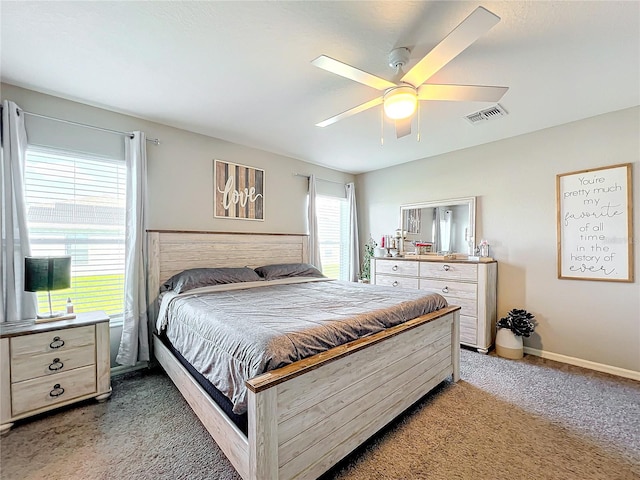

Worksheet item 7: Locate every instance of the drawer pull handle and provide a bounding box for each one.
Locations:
[49,336,65,349]
[442,286,449,294]
[392,281,399,287]
[392,265,398,271]
[49,384,65,398]
[443,265,450,271]
[48,358,64,371]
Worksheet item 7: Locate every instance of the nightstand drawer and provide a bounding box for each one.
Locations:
[419,262,477,281]
[11,325,95,359]
[375,274,419,290]
[12,365,97,416]
[375,260,419,276]
[11,345,95,383]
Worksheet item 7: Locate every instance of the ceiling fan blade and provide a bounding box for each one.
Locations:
[401,7,500,87]
[395,118,412,139]
[316,97,383,128]
[312,55,397,91]
[418,84,508,102]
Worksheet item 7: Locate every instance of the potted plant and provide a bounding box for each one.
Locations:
[359,236,377,283]
[495,309,536,359]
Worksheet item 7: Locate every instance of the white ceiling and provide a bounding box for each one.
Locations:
[1,1,638,174]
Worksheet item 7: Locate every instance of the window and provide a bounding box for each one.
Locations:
[24,147,126,320]
[316,195,349,280]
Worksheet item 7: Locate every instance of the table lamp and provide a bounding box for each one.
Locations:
[24,256,74,322]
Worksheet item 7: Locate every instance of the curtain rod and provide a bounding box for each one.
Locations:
[294,173,347,186]
[21,110,160,145]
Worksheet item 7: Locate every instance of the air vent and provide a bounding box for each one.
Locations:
[464,104,508,125]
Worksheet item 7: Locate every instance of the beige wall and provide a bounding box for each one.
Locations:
[356,106,640,374]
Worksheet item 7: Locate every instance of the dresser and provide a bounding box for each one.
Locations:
[0,311,111,434]
[372,257,497,353]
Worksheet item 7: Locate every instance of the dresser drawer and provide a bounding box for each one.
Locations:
[419,286,478,316]
[460,315,478,344]
[11,365,97,416]
[11,325,95,359]
[375,260,419,277]
[375,274,419,290]
[419,262,477,281]
[11,345,95,383]
[419,279,477,300]
[444,297,477,317]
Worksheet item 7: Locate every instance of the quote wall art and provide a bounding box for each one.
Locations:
[557,163,633,282]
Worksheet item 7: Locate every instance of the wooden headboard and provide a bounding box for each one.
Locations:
[147,230,309,318]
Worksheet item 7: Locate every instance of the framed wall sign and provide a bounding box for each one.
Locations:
[404,208,421,234]
[214,159,264,221]
[557,163,633,282]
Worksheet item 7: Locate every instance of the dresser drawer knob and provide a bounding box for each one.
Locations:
[49,384,65,398]
[392,281,399,287]
[443,265,450,271]
[48,358,64,371]
[392,265,398,271]
[442,286,449,294]
[49,336,65,349]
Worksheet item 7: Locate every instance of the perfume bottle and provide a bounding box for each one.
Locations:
[479,240,490,258]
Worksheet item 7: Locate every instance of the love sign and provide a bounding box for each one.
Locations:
[214,159,264,221]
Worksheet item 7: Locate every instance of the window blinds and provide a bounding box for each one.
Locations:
[24,147,126,318]
[316,195,349,281]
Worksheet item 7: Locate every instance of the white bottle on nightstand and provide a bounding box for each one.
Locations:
[66,297,74,314]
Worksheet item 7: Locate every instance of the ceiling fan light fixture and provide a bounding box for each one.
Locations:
[383,86,417,120]
[312,7,507,132]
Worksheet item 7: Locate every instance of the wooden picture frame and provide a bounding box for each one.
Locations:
[214,159,265,221]
[404,208,421,234]
[556,163,633,282]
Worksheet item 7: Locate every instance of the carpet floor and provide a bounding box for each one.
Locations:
[1,349,638,480]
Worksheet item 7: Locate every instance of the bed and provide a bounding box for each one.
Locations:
[148,230,460,480]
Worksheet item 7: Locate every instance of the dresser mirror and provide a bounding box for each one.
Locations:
[400,196,476,255]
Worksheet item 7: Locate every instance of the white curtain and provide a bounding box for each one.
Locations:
[0,101,37,323]
[307,174,322,270]
[346,182,359,282]
[116,131,149,366]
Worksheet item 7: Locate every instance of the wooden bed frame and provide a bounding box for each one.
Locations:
[148,230,460,480]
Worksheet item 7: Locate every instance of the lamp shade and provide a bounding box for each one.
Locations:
[24,256,71,292]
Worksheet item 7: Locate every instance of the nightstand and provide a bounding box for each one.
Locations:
[0,311,112,434]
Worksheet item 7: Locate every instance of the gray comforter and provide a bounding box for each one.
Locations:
[157,278,448,414]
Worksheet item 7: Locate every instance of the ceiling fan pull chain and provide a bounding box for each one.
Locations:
[380,106,384,146]
[417,101,421,142]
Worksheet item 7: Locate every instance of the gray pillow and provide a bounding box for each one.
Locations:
[162,267,262,293]
[254,263,325,280]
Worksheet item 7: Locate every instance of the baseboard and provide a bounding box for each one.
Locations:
[110,361,149,377]
[523,347,640,381]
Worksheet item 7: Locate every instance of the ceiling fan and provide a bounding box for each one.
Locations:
[312,6,509,139]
